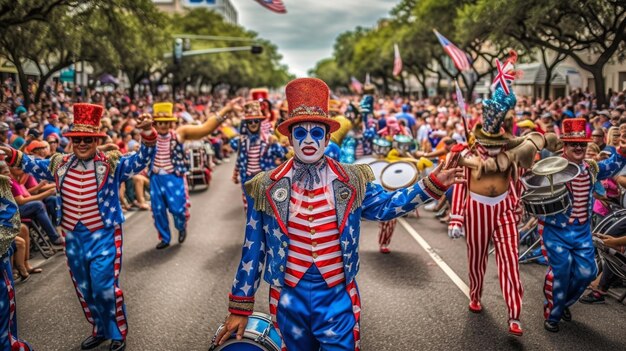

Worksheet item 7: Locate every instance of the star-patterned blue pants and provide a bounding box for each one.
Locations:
[65,223,127,341]
[1,248,34,351]
[150,173,187,244]
[540,220,597,323]
[270,266,361,351]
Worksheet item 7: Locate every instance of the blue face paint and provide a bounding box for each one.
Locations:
[293,126,326,147]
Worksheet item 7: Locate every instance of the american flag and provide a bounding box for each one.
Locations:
[350,76,363,94]
[255,0,287,14]
[433,29,471,72]
[393,43,403,77]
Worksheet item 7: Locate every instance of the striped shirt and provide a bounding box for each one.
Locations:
[285,184,344,288]
[61,166,103,232]
[246,142,262,176]
[154,133,174,174]
[568,169,591,224]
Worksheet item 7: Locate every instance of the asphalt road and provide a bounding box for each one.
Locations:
[15,161,626,351]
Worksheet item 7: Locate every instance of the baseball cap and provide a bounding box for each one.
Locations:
[14,122,26,131]
[27,128,41,138]
[0,122,8,132]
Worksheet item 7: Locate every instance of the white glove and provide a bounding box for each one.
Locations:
[448,225,465,239]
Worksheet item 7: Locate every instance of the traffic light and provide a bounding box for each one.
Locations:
[174,38,183,65]
[251,45,263,55]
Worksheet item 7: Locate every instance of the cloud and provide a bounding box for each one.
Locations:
[234,0,398,77]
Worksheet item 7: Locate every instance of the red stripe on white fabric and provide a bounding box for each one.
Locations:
[61,168,103,232]
[268,286,287,351]
[246,143,262,176]
[112,227,128,338]
[154,133,174,172]
[568,171,590,224]
[346,280,361,351]
[285,184,344,288]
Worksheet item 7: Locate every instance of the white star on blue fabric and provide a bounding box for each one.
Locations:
[242,260,253,275]
[0,203,8,212]
[244,239,254,250]
[247,217,258,230]
[240,282,252,295]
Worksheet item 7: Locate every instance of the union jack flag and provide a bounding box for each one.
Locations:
[255,0,287,14]
[433,29,471,72]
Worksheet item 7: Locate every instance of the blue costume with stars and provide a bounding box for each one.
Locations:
[147,131,188,244]
[231,134,287,195]
[228,157,445,350]
[1,178,33,351]
[539,153,626,323]
[9,139,156,342]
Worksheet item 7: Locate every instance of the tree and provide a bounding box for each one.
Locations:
[460,0,626,106]
[308,58,349,91]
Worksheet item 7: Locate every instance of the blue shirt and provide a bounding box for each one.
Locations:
[44,124,61,139]
[395,112,416,131]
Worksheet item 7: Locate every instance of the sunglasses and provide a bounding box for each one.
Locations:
[155,121,171,126]
[246,120,261,125]
[47,140,58,144]
[592,134,604,137]
[71,137,95,145]
[565,142,588,148]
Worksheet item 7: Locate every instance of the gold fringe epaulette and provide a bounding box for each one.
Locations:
[244,171,273,215]
[48,153,65,175]
[340,163,375,210]
[105,150,122,175]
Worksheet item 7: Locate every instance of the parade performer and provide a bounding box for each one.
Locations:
[447,54,562,336]
[250,88,276,140]
[231,101,288,210]
[339,88,377,164]
[150,100,242,249]
[215,77,462,350]
[325,99,351,161]
[1,103,157,351]
[0,173,33,351]
[540,118,626,333]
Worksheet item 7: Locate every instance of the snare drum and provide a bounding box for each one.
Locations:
[368,160,390,185]
[521,185,571,216]
[380,161,418,190]
[209,312,282,351]
[354,156,378,165]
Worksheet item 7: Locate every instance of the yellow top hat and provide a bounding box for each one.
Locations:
[153,102,177,122]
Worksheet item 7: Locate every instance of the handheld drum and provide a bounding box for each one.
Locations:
[368,160,390,185]
[380,161,418,191]
[209,312,282,351]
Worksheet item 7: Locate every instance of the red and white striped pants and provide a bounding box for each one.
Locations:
[465,191,523,321]
[378,219,396,247]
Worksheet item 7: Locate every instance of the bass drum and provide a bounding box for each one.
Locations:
[380,161,418,191]
[593,209,626,280]
[209,312,282,351]
[354,155,378,165]
[368,160,390,185]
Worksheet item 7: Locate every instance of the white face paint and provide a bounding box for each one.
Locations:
[290,122,329,164]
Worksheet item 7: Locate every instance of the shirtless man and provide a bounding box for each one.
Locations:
[448,85,525,337]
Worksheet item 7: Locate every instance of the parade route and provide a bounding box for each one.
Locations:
[15,163,626,351]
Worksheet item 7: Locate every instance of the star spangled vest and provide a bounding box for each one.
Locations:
[285,183,344,288]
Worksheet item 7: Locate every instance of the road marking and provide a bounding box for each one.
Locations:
[397,218,470,299]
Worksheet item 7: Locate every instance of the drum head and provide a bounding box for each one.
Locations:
[380,162,418,190]
[213,339,269,350]
[368,160,390,185]
[354,156,377,165]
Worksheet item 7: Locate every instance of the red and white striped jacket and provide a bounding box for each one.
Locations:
[154,133,174,174]
[568,170,591,224]
[285,183,344,288]
[61,165,104,232]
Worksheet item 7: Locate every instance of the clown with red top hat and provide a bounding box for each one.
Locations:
[539,117,626,333]
[0,103,158,351]
[230,100,288,211]
[215,78,463,350]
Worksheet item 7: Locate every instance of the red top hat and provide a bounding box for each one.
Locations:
[64,103,107,138]
[560,118,591,143]
[250,88,269,101]
[277,78,340,136]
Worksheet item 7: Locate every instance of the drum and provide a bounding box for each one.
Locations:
[368,160,390,185]
[209,312,282,351]
[380,161,418,191]
[521,185,571,216]
[593,209,626,280]
[521,161,580,189]
[372,137,392,157]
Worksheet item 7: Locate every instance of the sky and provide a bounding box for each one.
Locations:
[234,0,399,77]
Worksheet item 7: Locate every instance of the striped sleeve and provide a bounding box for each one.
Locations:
[448,167,469,228]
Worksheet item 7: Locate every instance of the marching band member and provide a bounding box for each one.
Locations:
[325,99,351,161]
[339,87,377,164]
[231,101,288,210]
[0,172,33,351]
[1,103,158,351]
[150,100,242,249]
[215,78,462,350]
[540,118,626,332]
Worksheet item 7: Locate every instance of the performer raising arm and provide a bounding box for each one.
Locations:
[1,103,157,351]
[214,78,462,351]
